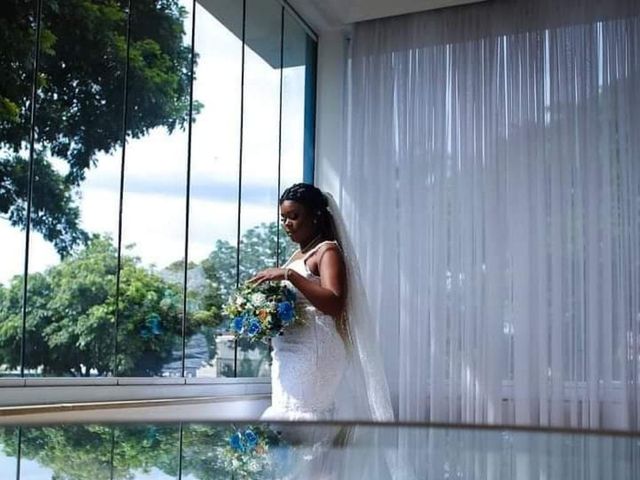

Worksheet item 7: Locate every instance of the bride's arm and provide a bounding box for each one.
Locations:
[288,246,346,317]
[250,246,346,317]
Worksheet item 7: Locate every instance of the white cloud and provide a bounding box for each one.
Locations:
[0,220,59,286]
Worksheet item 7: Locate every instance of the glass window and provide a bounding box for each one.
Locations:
[235,0,284,378]
[116,0,196,377]
[0,0,316,381]
[278,9,314,264]
[0,0,38,378]
[0,427,18,476]
[186,0,243,379]
[23,0,129,377]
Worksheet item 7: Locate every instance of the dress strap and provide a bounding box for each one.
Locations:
[302,240,338,261]
[282,249,299,268]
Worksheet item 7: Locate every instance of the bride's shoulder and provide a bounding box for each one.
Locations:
[315,241,344,263]
[318,240,340,253]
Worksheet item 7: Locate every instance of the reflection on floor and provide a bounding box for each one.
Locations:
[0,407,639,479]
[0,395,270,425]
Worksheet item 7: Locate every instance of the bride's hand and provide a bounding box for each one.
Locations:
[249,268,287,285]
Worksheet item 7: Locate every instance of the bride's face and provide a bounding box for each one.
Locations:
[280,200,317,245]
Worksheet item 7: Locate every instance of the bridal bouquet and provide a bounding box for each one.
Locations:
[223,283,299,342]
[224,425,285,478]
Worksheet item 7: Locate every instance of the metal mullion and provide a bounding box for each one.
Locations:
[181,0,198,379]
[276,0,317,42]
[234,0,248,378]
[177,422,184,480]
[276,6,285,268]
[303,37,317,184]
[114,0,134,377]
[109,427,116,480]
[16,427,22,480]
[20,0,43,378]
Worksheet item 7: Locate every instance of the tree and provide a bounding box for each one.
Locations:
[201,222,296,306]
[197,223,295,376]
[0,235,185,376]
[0,222,295,376]
[199,223,294,320]
[0,0,199,256]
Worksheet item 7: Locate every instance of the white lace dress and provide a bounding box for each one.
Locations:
[260,241,347,421]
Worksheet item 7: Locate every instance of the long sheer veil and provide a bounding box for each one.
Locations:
[324,192,395,422]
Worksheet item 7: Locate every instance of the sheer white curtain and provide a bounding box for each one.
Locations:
[335,0,640,429]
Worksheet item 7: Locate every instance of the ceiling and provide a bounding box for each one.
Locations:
[199,0,309,68]
[286,0,489,32]
[196,0,490,68]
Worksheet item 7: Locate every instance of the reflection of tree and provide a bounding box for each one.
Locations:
[113,425,181,479]
[0,222,295,376]
[180,424,235,479]
[0,424,279,479]
[0,0,199,256]
[0,425,113,479]
[0,425,181,480]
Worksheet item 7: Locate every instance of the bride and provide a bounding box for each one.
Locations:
[250,183,393,422]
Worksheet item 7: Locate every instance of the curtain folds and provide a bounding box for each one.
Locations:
[339,0,640,429]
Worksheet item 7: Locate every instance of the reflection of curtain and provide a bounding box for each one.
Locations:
[338,0,640,429]
[391,427,640,480]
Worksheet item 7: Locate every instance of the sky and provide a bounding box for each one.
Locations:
[0,0,306,285]
[0,453,174,479]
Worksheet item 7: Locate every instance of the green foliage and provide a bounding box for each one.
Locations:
[165,259,197,273]
[239,222,296,283]
[0,424,182,480]
[0,235,184,376]
[0,222,293,376]
[12,426,114,479]
[0,423,283,479]
[201,222,295,301]
[0,0,199,256]
[0,151,88,257]
[180,424,238,479]
[0,423,287,479]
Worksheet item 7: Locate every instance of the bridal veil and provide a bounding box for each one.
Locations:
[324,192,394,422]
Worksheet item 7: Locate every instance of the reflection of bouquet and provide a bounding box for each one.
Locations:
[223,283,299,342]
[224,425,284,478]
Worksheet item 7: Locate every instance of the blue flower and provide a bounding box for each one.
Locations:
[283,287,296,303]
[232,315,246,333]
[229,431,245,452]
[277,301,294,325]
[247,318,262,337]
[147,314,161,335]
[244,429,258,449]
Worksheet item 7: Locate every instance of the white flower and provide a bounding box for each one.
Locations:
[250,292,267,306]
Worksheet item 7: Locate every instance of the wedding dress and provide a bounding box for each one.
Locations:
[260,194,409,478]
[261,240,347,421]
[260,193,394,423]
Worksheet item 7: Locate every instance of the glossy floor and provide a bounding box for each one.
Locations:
[0,420,638,479]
